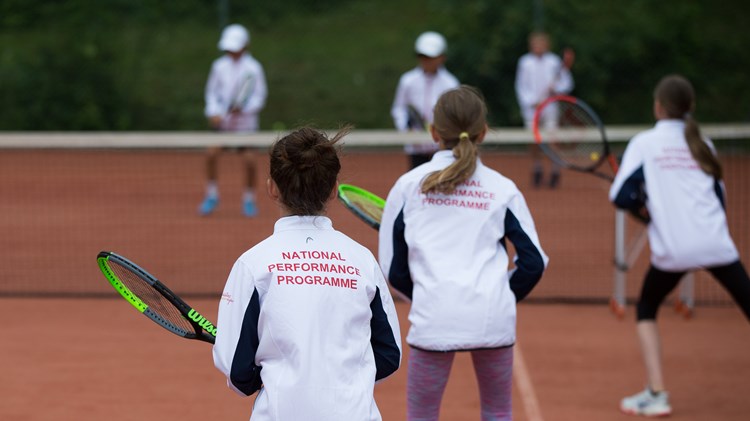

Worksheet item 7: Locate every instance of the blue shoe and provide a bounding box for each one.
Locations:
[199,196,219,216]
[242,199,258,217]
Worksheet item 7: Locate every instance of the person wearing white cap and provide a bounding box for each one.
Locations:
[391,31,460,169]
[200,23,268,217]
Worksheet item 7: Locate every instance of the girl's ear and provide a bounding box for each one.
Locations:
[476,124,489,145]
[430,124,441,143]
[653,99,668,120]
[329,182,339,201]
[266,178,280,201]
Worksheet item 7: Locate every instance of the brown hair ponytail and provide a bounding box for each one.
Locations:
[421,85,487,194]
[654,75,722,180]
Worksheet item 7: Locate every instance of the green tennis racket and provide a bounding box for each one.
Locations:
[97,251,216,344]
[337,184,385,230]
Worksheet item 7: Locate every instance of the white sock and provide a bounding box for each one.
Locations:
[206,182,218,198]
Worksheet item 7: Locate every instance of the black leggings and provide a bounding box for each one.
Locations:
[636,260,750,321]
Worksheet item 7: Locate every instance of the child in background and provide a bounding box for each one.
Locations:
[515,31,574,188]
[611,74,750,417]
[200,23,268,217]
[391,31,460,169]
[213,127,402,421]
[379,85,548,420]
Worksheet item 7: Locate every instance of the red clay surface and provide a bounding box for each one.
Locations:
[1,144,749,420]
[3,298,750,420]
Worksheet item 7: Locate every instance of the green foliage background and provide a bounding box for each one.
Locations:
[1,0,748,130]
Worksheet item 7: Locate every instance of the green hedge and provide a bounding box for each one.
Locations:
[1,0,747,130]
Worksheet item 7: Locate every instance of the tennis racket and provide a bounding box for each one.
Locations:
[406,105,427,131]
[533,97,658,319]
[97,251,217,344]
[533,95,618,181]
[229,72,256,112]
[337,184,385,230]
[534,96,650,221]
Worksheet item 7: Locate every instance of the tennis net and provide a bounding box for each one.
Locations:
[1,126,748,307]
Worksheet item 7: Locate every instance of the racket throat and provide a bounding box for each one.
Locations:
[188,309,218,336]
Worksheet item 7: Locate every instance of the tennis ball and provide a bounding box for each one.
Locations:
[590,152,600,161]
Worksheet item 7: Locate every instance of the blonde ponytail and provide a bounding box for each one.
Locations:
[421,86,486,195]
[421,132,478,194]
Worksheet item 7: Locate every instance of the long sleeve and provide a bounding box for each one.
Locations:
[552,64,574,95]
[378,182,413,300]
[514,58,537,111]
[609,137,650,222]
[504,192,548,302]
[204,62,224,118]
[369,270,402,381]
[390,75,410,131]
[213,260,263,396]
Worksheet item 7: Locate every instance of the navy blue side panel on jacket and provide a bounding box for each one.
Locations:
[504,209,545,302]
[230,288,263,395]
[388,208,414,299]
[369,286,401,380]
[714,179,726,210]
[612,166,650,222]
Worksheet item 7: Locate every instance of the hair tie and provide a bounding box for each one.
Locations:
[459,132,470,141]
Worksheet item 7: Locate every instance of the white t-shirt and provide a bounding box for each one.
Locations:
[204,52,268,132]
[379,150,548,351]
[609,119,738,271]
[214,216,401,421]
[514,52,573,127]
[390,67,459,154]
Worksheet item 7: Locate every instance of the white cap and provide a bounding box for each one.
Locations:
[218,24,249,52]
[415,31,447,57]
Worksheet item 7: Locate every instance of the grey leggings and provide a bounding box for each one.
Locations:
[407,346,514,421]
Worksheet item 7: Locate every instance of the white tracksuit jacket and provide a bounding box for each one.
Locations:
[609,119,738,271]
[214,216,401,421]
[379,150,548,351]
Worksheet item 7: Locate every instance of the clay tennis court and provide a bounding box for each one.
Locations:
[1,141,749,420]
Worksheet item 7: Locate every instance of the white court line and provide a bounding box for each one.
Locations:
[514,342,545,421]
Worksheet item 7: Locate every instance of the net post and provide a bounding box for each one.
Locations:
[611,209,627,318]
[676,272,695,319]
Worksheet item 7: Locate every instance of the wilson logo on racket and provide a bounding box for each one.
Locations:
[188,309,218,336]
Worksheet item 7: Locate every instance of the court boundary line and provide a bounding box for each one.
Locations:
[514,342,545,421]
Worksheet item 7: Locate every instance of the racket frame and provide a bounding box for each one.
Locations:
[406,105,427,131]
[228,71,257,114]
[533,95,618,181]
[97,251,217,344]
[337,183,385,230]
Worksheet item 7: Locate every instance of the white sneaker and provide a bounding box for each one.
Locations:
[620,388,672,417]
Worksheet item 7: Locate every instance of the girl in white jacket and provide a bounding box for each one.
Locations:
[214,127,402,421]
[610,75,750,417]
[379,86,548,420]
